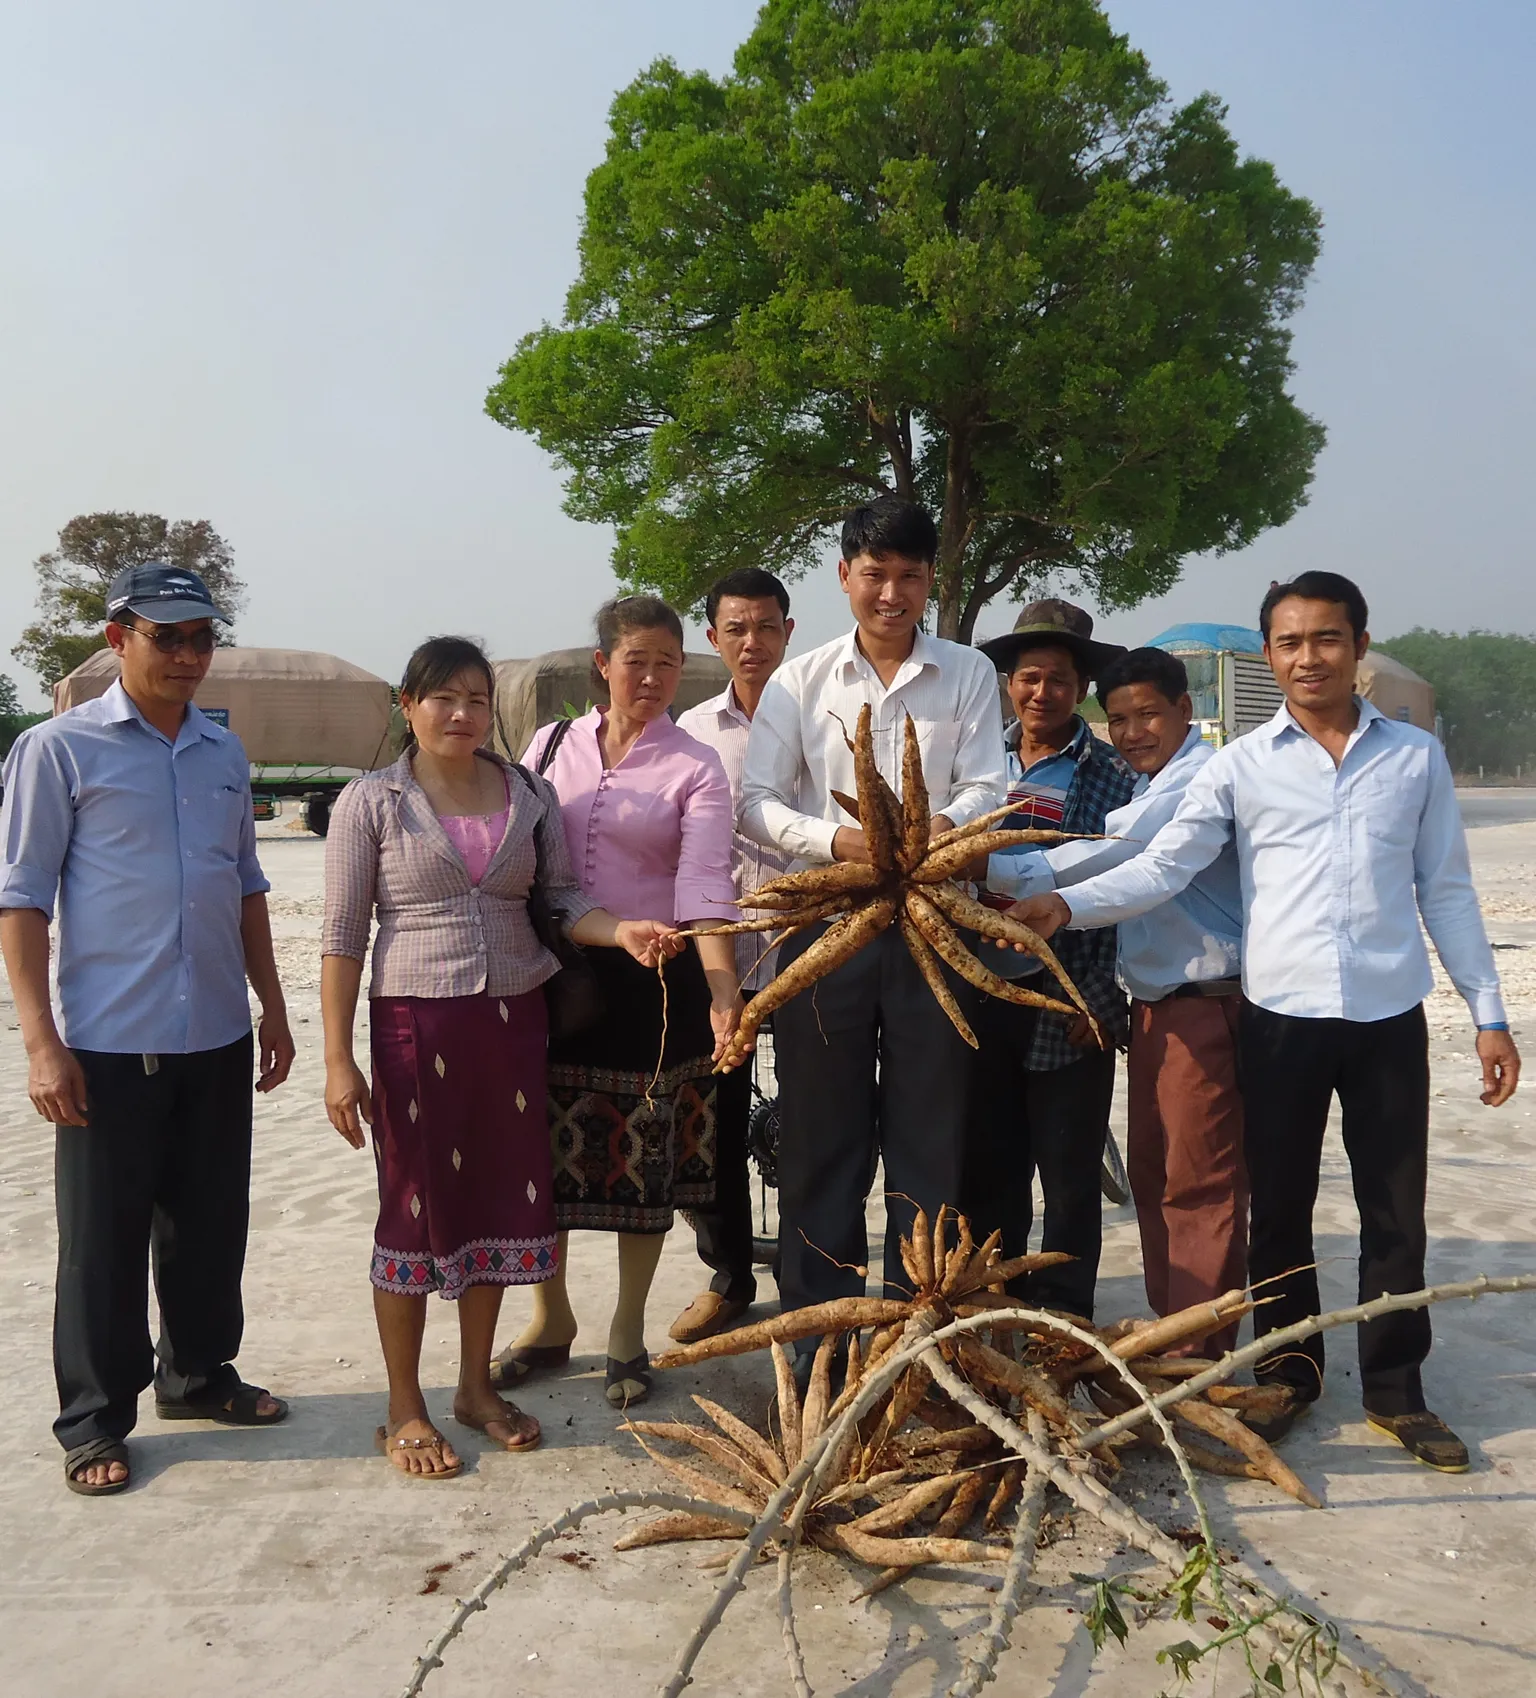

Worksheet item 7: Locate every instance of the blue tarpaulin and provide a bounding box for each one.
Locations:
[1146,622,1265,655]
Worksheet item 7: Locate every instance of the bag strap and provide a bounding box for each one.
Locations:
[524,716,578,882]
[507,760,551,890]
[536,714,575,776]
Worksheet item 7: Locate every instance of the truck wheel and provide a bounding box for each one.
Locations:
[301,794,332,837]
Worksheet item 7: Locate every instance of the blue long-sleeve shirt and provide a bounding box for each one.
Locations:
[1056,701,1505,1026]
[989,726,1243,1003]
[0,681,269,1053]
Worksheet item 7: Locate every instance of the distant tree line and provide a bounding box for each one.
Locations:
[1375,630,1536,778]
[0,674,46,759]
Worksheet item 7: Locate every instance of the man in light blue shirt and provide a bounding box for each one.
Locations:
[1011,573,1520,1472]
[0,564,296,1495]
[990,647,1249,1355]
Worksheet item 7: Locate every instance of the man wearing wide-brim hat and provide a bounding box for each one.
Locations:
[960,600,1134,1322]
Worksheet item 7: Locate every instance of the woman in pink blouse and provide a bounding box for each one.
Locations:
[491,597,741,1407]
[321,637,680,1478]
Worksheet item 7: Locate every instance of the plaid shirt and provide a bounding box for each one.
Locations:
[995,719,1135,1070]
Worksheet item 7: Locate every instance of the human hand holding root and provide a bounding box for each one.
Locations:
[1000,890,1071,943]
[613,918,687,967]
[709,997,744,1064]
[569,910,685,966]
[679,707,1103,1073]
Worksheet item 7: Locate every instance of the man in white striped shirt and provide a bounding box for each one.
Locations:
[670,569,796,1344]
[741,498,1005,1365]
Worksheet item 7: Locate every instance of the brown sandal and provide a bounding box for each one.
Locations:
[456,1397,541,1452]
[488,1342,571,1389]
[374,1423,463,1479]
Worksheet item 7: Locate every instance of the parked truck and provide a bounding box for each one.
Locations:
[1146,623,1284,746]
[1148,622,1438,746]
[53,647,394,833]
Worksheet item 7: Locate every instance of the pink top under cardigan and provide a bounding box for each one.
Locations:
[523,709,740,927]
[440,803,510,888]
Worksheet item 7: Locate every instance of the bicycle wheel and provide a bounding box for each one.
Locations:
[1100,1128,1131,1205]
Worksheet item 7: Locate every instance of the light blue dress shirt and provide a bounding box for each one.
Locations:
[1058,700,1505,1026]
[989,727,1244,1002]
[0,681,269,1053]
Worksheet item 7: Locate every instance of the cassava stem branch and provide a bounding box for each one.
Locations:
[946,1411,1051,1698]
[1087,1273,1536,1447]
[398,1491,758,1698]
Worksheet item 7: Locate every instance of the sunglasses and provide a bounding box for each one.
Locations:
[122,623,217,656]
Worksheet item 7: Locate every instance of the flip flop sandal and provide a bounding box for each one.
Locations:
[456,1397,542,1453]
[65,1438,130,1497]
[156,1378,289,1425]
[375,1424,463,1480]
[488,1342,571,1389]
[605,1350,651,1408]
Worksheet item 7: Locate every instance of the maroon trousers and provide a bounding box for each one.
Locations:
[1126,994,1248,1355]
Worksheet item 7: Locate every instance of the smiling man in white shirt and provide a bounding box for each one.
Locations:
[1010,572,1520,1470]
[740,498,1004,1357]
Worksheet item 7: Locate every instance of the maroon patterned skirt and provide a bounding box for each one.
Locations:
[369,990,558,1298]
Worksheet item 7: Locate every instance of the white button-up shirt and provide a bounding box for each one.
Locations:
[676,684,793,993]
[1059,700,1505,1026]
[740,629,1006,866]
[989,726,1244,1003]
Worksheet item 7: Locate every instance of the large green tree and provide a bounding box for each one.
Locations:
[488,0,1324,640]
[1376,630,1536,777]
[12,512,246,687]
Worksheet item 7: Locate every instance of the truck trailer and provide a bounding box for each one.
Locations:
[53,646,394,833]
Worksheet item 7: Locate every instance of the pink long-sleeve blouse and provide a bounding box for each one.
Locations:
[524,709,739,928]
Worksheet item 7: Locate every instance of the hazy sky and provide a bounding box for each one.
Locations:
[3,1,1533,708]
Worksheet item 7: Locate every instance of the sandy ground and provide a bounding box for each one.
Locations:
[3,813,1535,1698]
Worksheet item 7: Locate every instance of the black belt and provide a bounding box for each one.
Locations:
[1169,978,1243,1000]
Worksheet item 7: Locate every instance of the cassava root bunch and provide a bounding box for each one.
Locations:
[403,1212,1536,1697]
[678,705,1104,1070]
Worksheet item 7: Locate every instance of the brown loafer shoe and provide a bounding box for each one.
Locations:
[1366,1410,1470,1473]
[669,1291,751,1344]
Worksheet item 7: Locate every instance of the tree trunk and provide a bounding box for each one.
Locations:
[934,432,972,642]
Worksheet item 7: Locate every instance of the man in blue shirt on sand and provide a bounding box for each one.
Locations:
[1010,572,1520,1471]
[0,564,295,1495]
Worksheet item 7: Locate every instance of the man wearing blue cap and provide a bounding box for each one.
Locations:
[0,564,295,1495]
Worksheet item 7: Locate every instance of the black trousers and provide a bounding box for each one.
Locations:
[1240,1001,1431,1416]
[687,1059,756,1302]
[960,998,1116,1320]
[53,1035,254,1452]
[774,924,978,1333]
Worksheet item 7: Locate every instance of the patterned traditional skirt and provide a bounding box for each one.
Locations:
[369,990,558,1297]
[547,946,717,1234]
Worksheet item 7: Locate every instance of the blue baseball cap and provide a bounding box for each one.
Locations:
[105,562,230,626]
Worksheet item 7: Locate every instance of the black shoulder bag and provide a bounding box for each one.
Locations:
[515,717,605,1043]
